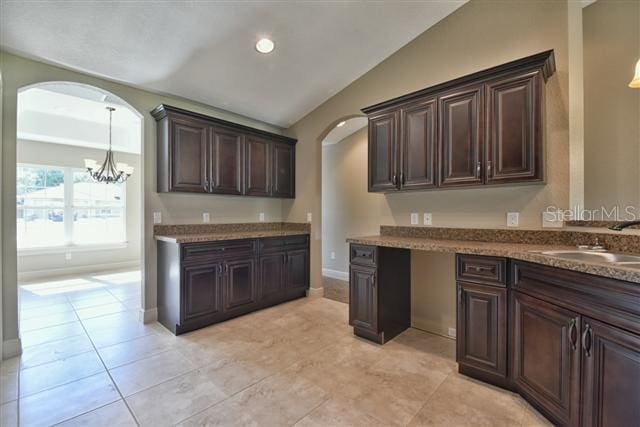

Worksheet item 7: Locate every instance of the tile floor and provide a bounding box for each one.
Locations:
[1,271,549,427]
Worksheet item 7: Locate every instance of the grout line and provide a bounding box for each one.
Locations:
[290,396,331,426]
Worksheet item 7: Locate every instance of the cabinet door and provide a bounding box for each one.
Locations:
[223,257,257,311]
[271,143,295,198]
[244,136,271,197]
[210,127,243,195]
[259,252,286,300]
[486,71,542,184]
[349,264,377,333]
[286,249,309,291]
[169,116,209,193]
[581,318,640,427]
[438,85,483,187]
[457,282,507,380]
[368,111,399,192]
[512,292,581,426]
[400,98,437,190]
[182,262,223,322]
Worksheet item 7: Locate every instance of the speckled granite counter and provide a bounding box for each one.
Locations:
[155,222,310,244]
[347,234,640,284]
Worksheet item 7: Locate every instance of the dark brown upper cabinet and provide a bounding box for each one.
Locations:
[439,85,484,187]
[153,104,296,198]
[486,70,543,184]
[362,50,555,193]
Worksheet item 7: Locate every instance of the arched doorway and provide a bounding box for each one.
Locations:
[15,82,145,341]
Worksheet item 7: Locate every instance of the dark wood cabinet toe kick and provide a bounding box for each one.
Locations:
[158,235,309,334]
[349,245,640,426]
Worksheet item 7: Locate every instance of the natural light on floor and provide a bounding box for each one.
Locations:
[20,270,141,297]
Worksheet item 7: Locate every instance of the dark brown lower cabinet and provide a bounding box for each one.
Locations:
[157,235,309,334]
[456,281,507,387]
[349,264,377,334]
[580,318,640,427]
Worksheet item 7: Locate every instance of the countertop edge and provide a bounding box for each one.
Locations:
[155,230,310,244]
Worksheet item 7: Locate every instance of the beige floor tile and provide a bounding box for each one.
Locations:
[70,294,120,310]
[20,350,105,397]
[20,321,86,348]
[66,288,113,302]
[81,311,140,333]
[119,296,141,310]
[20,310,79,332]
[99,333,177,369]
[109,349,197,396]
[75,301,128,320]
[126,367,228,426]
[295,397,389,427]
[56,400,137,427]
[87,323,159,349]
[20,301,75,320]
[19,295,69,310]
[0,400,18,427]
[19,372,120,427]
[20,334,95,369]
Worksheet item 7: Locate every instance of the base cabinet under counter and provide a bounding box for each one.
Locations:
[157,235,309,334]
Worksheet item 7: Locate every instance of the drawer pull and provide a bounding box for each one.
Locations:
[470,265,494,273]
[582,323,592,357]
[568,319,577,351]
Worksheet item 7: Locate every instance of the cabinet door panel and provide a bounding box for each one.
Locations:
[182,263,223,321]
[401,99,437,190]
[286,249,308,291]
[272,143,295,198]
[224,258,256,311]
[486,71,542,183]
[368,111,399,192]
[170,116,209,193]
[259,252,286,299]
[211,127,243,195]
[512,292,580,426]
[349,264,377,332]
[581,318,640,427]
[439,85,483,187]
[457,282,507,379]
[245,137,270,196]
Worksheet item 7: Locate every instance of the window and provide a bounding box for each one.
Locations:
[17,164,126,250]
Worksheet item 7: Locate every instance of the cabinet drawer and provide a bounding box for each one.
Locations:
[182,239,256,261]
[456,255,506,286]
[259,235,308,253]
[350,245,377,266]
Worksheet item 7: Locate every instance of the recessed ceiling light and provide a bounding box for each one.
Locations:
[336,121,346,128]
[255,38,275,54]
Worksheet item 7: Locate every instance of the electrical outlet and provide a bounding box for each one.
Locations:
[153,212,162,224]
[307,212,312,223]
[330,251,336,260]
[448,327,457,339]
[423,213,433,226]
[259,212,265,222]
[410,213,419,225]
[507,212,520,227]
[65,253,72,261]
[202,213,210,223]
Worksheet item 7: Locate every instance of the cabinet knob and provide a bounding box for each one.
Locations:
[392,174,397,186]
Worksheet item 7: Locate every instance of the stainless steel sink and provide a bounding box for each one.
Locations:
[536,250,640,265]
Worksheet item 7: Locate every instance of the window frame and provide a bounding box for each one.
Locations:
[17,162,128,254]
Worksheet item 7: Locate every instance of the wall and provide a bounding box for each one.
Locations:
[288,0,570,296]
[16,139,141,280]
[583,0,640,212]
[0,51,285,353]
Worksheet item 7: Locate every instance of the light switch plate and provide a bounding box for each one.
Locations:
[423,213,433,226]
[307,212,312,223]
[259,212,265,222]
[202,213,210,223]
[410,213,419,225]
[507,212,520,227]
[330,251,336,260]
[153,212,162,224]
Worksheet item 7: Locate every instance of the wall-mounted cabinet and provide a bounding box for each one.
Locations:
[362,50,555,193]
[152,104,296,198]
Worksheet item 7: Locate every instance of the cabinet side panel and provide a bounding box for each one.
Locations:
[157,241,181,333]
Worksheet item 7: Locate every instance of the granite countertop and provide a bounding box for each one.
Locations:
[156,229,309,244]
[347,235,640,284]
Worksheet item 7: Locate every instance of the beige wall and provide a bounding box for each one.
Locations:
[583,0,640,212]
[1,51,285,350]
[289,0,570,294]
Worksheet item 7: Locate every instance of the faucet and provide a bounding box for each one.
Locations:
[608,220,640,231]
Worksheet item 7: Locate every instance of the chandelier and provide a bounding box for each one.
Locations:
[84,106,134,184]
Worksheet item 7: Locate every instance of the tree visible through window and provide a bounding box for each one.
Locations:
[17,164,126,249]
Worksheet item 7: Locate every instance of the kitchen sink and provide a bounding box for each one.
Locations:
[536,250,640,265]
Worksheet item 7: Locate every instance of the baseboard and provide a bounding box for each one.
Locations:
[139,307,158,324]
[306,287,323,298]
[322,268,348,281]
[2,338,22,360]
[18,261,141,283]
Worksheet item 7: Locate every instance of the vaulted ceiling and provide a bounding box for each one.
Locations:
[1,1,466,127]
